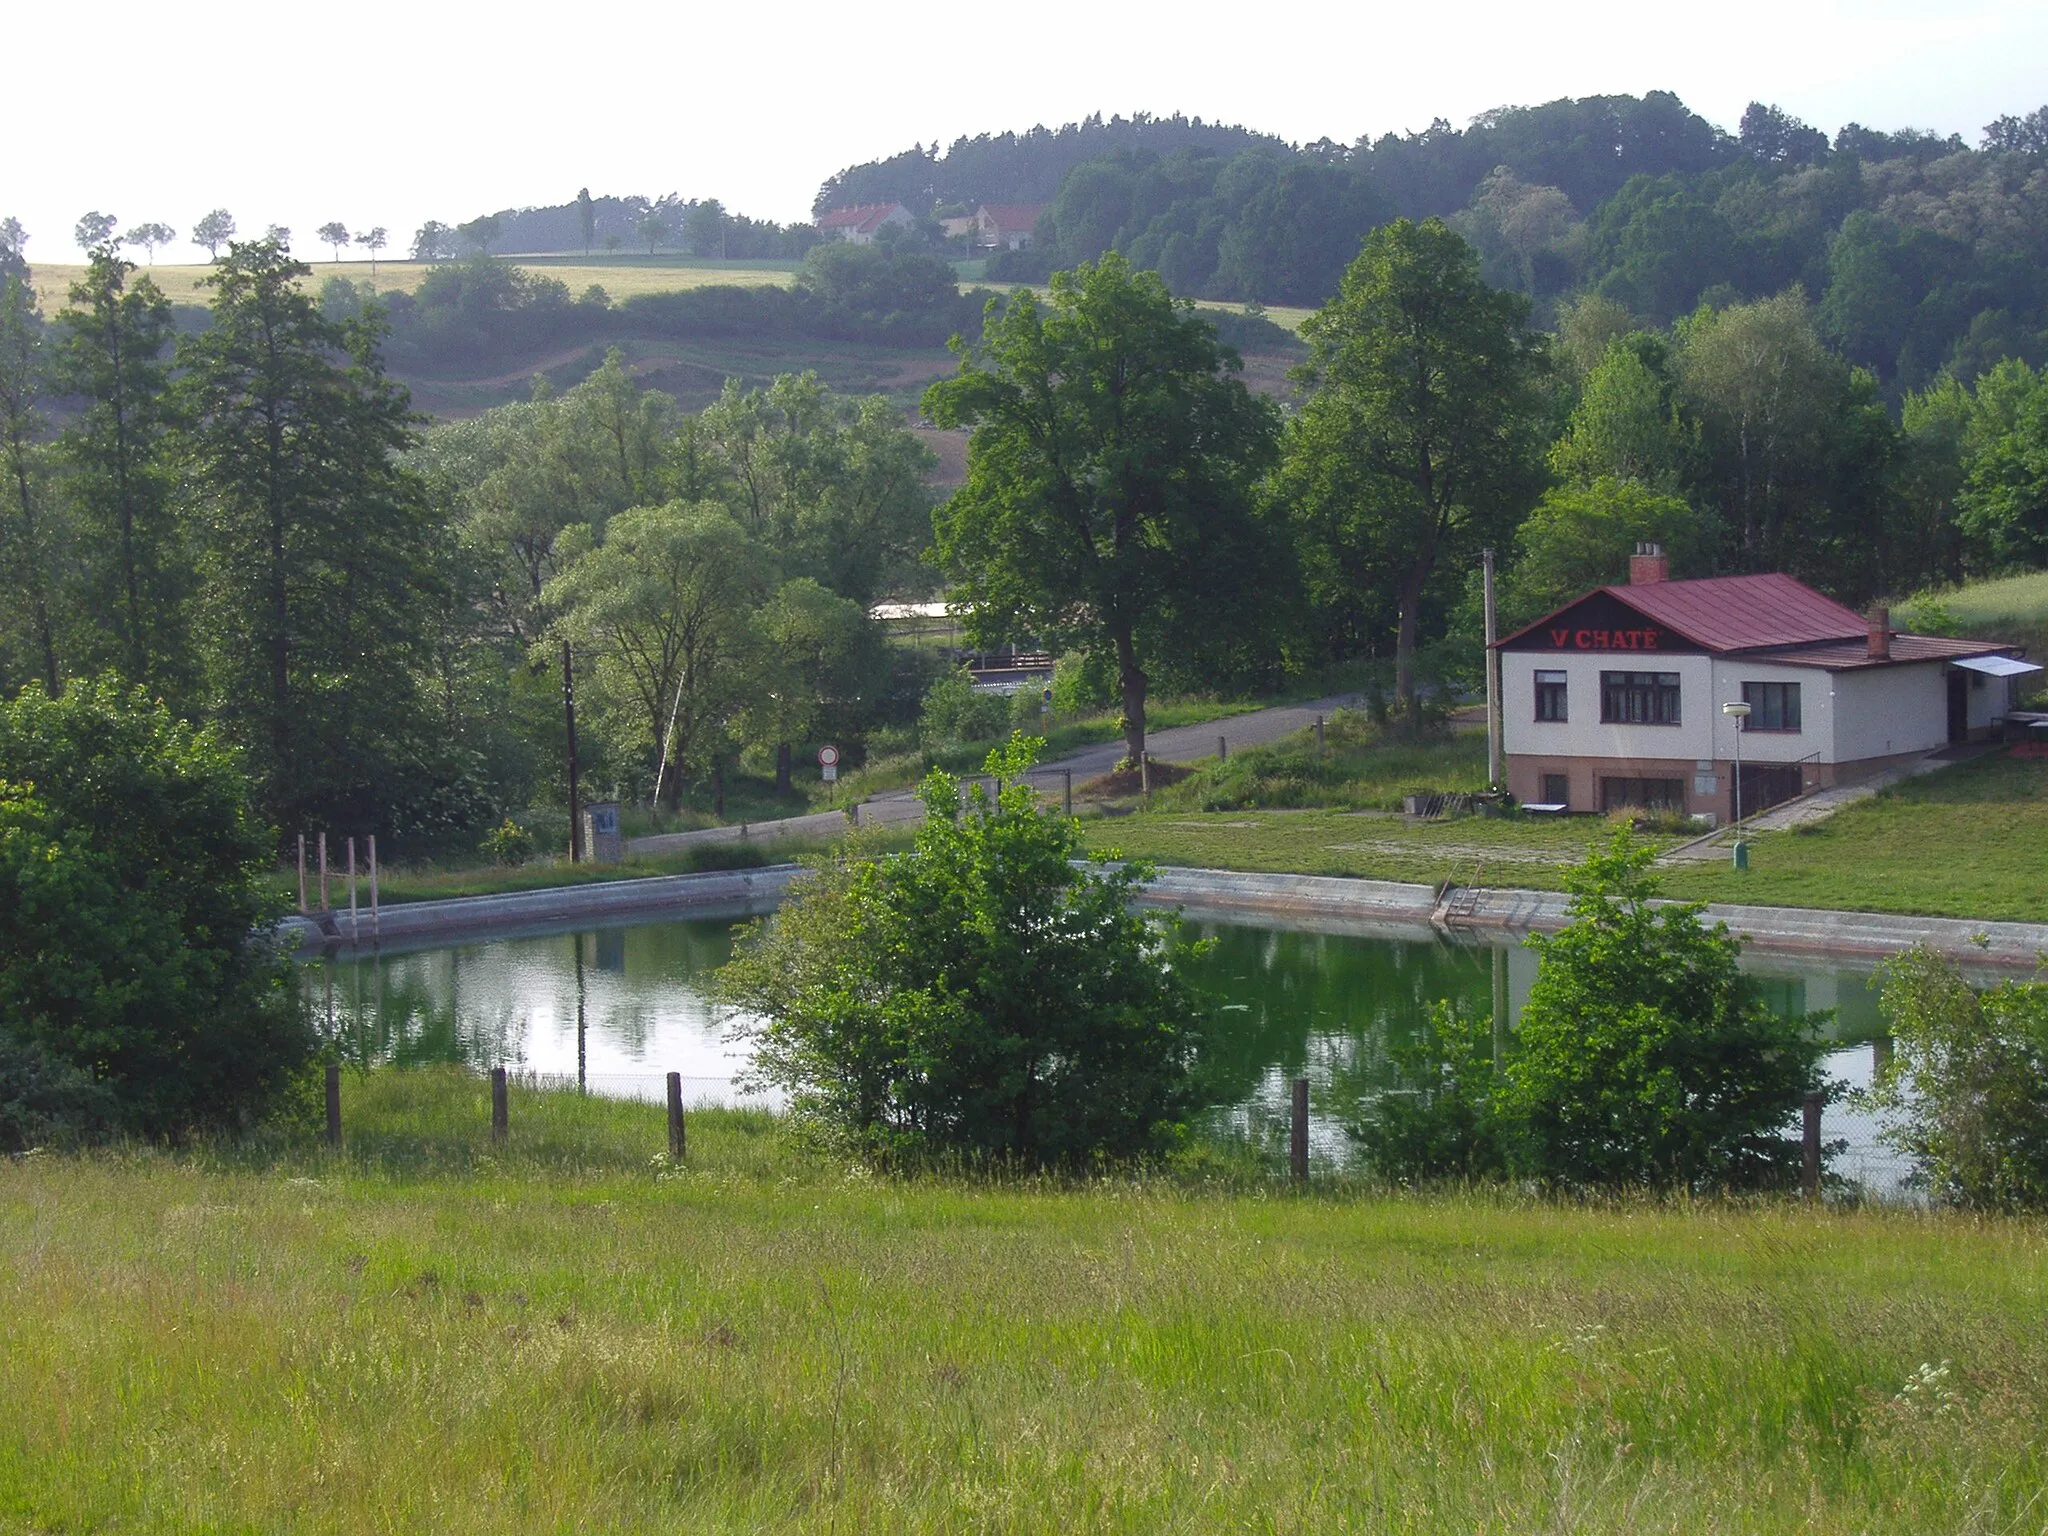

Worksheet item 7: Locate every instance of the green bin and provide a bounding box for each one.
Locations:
[1731,839,1749,871]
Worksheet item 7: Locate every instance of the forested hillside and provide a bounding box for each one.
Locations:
[826,95,2048,393]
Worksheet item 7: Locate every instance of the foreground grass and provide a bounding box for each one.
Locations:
[2,1071,2044,1532]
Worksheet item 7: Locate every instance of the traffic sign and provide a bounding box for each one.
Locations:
[818,744,840,767]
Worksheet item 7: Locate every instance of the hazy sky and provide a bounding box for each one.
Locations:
[13,0,2047,264]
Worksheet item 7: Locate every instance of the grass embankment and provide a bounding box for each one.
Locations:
[1900,569,2048,698]
[2,1070,2043,1531]
[1084,717,2048,922]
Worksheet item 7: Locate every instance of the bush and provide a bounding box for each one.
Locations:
[1868,947,2048,1209]
[1350,828,1830,1190]
[719,735,1206,1165]
[0,679,311,1139]
[1051,650,1118,714]
[0,1033,115,1152]
[918,668,1011,748]
[479,818,536,867]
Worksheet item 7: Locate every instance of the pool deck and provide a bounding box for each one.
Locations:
[280,862,2048,973]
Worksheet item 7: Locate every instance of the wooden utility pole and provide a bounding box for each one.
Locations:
[563,640,583,863]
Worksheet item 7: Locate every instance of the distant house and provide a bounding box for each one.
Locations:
[938,215,977,241]
[814,203,915,245]
[972,204,1045,251]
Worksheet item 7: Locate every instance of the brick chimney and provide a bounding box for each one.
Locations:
[1628,541,1668,585]
[1867,605,1890,660]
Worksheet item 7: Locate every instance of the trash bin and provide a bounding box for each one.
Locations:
[1731,839,1749,871]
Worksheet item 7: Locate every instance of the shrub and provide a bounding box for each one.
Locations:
[1349,828,1830,1190]
[0,679,311,1139]
[1868,947,2048,1209]
[917,668,1010,748]
[720,735,1206,1165]
[479,818,536,867]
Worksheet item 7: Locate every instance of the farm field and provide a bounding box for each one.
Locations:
[25,257,803,309]
[3,1070,2043,1533]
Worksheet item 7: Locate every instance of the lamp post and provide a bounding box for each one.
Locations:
[1722,700,1751,869]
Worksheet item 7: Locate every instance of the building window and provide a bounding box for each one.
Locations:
[1600,776,1685,812]
[1534,670,1568,722]
[1742,681,1801,732]
[1600,671,1682,725]
[1541,773,1570,807]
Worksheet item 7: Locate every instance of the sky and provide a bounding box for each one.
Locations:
[11,0,2048,265]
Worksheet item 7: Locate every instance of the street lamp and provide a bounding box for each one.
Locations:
[1722,699,1752,869]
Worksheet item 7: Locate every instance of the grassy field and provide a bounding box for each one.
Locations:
[1900,569,2048,705]
[27,258,802,310]
[1085,746,2048,922]
[2,1070,2043,1531]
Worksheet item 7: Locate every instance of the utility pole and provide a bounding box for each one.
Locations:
[563,639,583,863]
[1482,547,1502,789]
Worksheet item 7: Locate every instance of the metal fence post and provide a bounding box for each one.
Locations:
[368,835,380,944]
[1290,1077,1310,1186]
[666,1071,686,1161]
[297,833,308,915]
[318,832,329,911]
[1063,768,1072,816]
[491,1067,508,1142]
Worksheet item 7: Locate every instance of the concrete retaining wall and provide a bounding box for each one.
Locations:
[280,865,801,956]
[279,859,2048,973]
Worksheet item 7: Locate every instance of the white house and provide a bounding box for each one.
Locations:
[814,203,915,245]
[1493,545,2039,820]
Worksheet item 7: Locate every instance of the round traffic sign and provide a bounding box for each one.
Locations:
[817,744,840,767]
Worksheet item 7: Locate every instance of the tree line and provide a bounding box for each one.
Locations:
[0,238,945,847]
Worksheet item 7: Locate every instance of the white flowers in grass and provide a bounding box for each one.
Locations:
[1894,1359,1962,1416]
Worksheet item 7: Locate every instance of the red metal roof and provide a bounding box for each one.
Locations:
[815,203,905,233]
[1497,572,1874,654]
[977,203,1046,231]
[1751,635,2021,670]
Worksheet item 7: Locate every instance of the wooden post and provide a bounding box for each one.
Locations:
[368,835,380,944]
[1802,1090,1822,1201]
[297,833,307,914]
[325,1062,342,1147]
[1140,755,1151,797]
[318,832,329,911]
[1290,1076,1310,1186]
[491,1067,508,1142]
[1315,715,1325,751]
[1218,735,1227,761]
[666,1071,686,1161]
[1482,546,1502,789]
[347,837,358,939]
[1062,768,1072,816]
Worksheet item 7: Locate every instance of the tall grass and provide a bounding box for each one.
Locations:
[1152,711,1490,811]
[2,1071,2043,1531]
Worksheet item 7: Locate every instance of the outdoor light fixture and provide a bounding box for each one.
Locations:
[1722,700,1752,868]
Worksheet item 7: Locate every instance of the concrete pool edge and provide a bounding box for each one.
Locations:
[280,861,2048,970]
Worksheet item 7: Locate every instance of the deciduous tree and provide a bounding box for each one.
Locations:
[924,254,1280,767]
[0,276,66,692]
[121,221,175,265]
[316,221,351,261]
[74,211,117,251]
[192,208,235,261]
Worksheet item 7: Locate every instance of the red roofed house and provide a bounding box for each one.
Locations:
[1494,544,2041,820]
[972,204,1045,251]
[815,203,915,245]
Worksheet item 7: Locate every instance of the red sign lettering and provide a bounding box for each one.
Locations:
[1554,626,1666,652]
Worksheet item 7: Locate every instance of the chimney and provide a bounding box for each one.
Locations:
[1628,541,1668,585]
[1867,605,1890,660]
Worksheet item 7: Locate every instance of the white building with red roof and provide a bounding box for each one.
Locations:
[972,204,1045,251]
[814,203,915,245]
[1494,544,2040,820]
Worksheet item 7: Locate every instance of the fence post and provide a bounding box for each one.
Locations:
[1315,715,1325,752]
[1140,755,1151,797]
[1218,735,1228,761]
[368,835,380,944]
[347,837,358,939]
[1062,768,1072,816]
[491,1067,508,1142]
[325,1062,341,1147]
[666,1071,686,1161]
[1802,1091,1822,1201]
[1290,1076,1309,1186]
[318,832,329,911]
[297,834,308,914]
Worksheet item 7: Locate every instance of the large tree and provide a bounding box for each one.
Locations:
[1285,218,1546,724]
[924,253,1279,767]
[56,249,187,692]
[176,239,441,829]
[0,276,66,692]
[192,208,235,261]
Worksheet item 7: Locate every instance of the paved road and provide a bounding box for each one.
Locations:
[627,693,1364,855]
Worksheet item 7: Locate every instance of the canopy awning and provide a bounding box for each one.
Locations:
[1951,654,2043,678]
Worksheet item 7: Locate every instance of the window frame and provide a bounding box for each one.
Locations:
[1533,669,1569,723]
[1599,670,1683,726]
[1740,680,1802,733]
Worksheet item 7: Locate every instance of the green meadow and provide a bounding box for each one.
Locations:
[2,1070,2044,1532]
